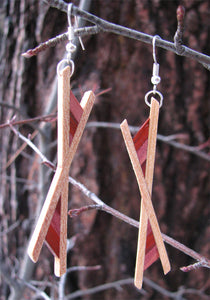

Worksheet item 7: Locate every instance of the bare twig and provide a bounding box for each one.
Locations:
[0,220,20,237]
[5,130,38,170]
[22,26,99,58]
[10,125,210,271]
[67,265,101,274]
[18,278,51,300]
[0,262,21,293]
[0,101,21,113]
[68,204,101,217]
[174,5,185,54]
[8,122,55,169]
[0,113,56,129]
[65,278,145,300]
[58,235,88,300]
[68,204,210,271]
[65,276,210,300]
[180,260,209,272]
[22,32,68,58]
[143,277,185,299]
[178,287,210,300]
[86,122,210,162]
[38,0,210,70]
[59,265,101,300]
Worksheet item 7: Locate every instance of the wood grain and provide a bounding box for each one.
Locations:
[28,65,71,263]
[45,89,83,262]
[54,179,68,276]
[121,117,171,288]
[27,67,95,274]
[134,98,160,289]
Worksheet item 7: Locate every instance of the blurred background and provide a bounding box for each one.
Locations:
[0,0,209,299]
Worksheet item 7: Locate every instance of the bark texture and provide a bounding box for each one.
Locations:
[0,0,209,299]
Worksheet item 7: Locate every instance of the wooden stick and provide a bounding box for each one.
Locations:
[28,91,95,263]
[54,180,68,276]
[53,65,70,276]
[134,98,160,289]
[28,66,70,264]
[120,119,171,280]
[57,66,71,168]
[65,91,95,168]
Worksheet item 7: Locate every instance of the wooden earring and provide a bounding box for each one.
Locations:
[121,36,171,289]
[27,63,95,276]
[28,8,95,275]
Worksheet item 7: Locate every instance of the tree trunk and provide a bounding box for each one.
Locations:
[0,0,209,299]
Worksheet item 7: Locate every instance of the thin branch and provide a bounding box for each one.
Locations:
[68,204,210,271]
[17,278,51,300]
[64,275,209,300]
[22,26,99,58]
[41,0,210,70]
[143,277,209,299]
[0,220,20,237]
[59,266,101,300]
[180,260,209,272]
[178,287,210,300]
[69,204,100,217]
[67,265,101,274]
[58,236,89,300]
[0,101,21,113]
[174,5,185,55]
[11,126,210,271]
[143,277,185,299]
[86,122,210,162]
[8,123,55,169]
[0,113,56,129]
[5,130,38,170]
[0,262,21,293]
[64,278,145,300]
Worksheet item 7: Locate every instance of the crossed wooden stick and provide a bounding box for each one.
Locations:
[121,98,171,289]
[27,69,169,282]
[28,66,95,276]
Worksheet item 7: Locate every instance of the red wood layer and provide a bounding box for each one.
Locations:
[45,92,83,257]
[133,118,149,175]
[144,223,159,270]
[45,198,61,257]
[133,118,159,270]
[69,91,83,144]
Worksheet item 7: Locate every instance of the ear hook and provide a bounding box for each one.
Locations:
[151,35,161,87]
[145,35,163,108]
[68,3,85,51]
[66,4,77,59]
[68,3,73,30]
[152,35,160,64]
[57,4,76,76]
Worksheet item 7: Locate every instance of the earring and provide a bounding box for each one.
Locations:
[121,36,170,289]
[27,4,95,277]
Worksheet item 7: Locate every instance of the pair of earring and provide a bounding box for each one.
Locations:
[27,4,170,288]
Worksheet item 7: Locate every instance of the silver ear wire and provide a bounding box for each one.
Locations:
[68,3,85,51]
[57,4,86,76]
[152,35,160,64]
[66,4,76,64]
[74,16,85,51]
[151,35,161,88]
[145,35,163,108]
[67,3,73,29]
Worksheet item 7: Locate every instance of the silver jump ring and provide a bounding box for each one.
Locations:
[57,59,75,77]
[145,90,163,108]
